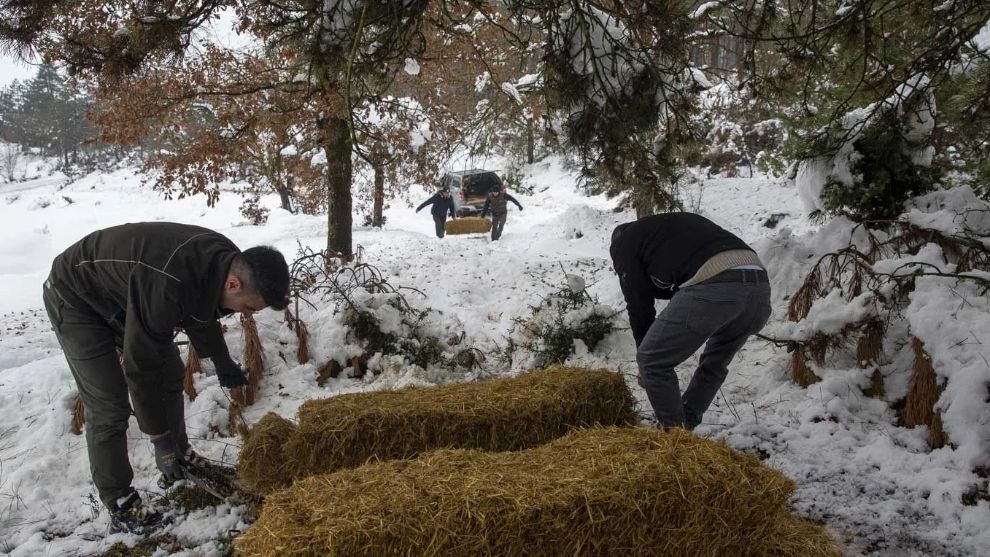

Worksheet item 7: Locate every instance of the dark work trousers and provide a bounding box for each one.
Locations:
[433,216,446,238]
[490,213,507,241]
[42,281,188,507]
[636,270,771,429]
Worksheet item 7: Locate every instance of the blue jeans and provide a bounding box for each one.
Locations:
[637,273,771,429]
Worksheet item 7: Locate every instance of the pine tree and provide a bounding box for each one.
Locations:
[701,0,990,217]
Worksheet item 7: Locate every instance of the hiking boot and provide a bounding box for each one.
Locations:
[108,490,167,535]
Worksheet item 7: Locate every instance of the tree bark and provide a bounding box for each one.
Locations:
[526,119,535,164]
[319,115,353,257]
[276,185,294,213]
[372,161,385,228]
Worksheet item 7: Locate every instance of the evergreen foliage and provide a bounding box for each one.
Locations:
[0,64,96,168]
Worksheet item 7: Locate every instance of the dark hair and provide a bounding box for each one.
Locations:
[234,246,290,310]
[440,186,450,193]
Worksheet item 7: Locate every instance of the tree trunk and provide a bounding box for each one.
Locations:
[372,160,385,228]
[634,199,654,219]
[526,119,535,164]
[319,115,353,257]
[277,186,294,213]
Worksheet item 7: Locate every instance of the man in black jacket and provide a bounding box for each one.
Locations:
[42,222,290,534]
[416,187,456,238]
[610,213,771,430]
[480,185,523,241]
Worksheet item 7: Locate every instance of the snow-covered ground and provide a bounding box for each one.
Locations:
[0,159,987,556]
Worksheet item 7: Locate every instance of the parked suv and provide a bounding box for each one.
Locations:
[440,169,503,217]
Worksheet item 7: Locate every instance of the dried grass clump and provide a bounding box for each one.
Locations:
[240,367,637,494]
[855,320,884,367]
[184,345,202,401]
[233,315,264,406]
[238,413,299,495]
[71,395,85,435]
[791,349,821,387]
[445,217,492,235]
[236,427,840,557]
[285,308,311,365]
[899,337,948,448]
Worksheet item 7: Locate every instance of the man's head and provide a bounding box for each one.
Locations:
[440,187,450,197]
[222,246,290,316]
[490,185,502,196]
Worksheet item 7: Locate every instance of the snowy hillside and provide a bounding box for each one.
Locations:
[0,159,987,556]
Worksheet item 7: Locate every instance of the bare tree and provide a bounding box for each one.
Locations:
[0,142,22,182]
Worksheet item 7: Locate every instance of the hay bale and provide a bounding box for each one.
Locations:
[248,367,637,494]
[445,217,492,235]
[236,427,840,557]
[238,413,299,495]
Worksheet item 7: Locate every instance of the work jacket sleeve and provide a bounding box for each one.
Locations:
[121,270,184,435]
[184,320,231,363]
[614,255,657,348]
[505,193,523,210]
[481,196,491,217]
[416,195,435,212]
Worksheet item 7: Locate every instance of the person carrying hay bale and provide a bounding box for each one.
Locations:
[480,184,523,241]
[42,223,290,535]
[611,213,771,430]
[415,186,456,238]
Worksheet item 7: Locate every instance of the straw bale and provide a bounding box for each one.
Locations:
[238,412,299,495]
[245,367,637,494]
[899,337,947,448]
[236,427,840,557]
[445,217,492,235]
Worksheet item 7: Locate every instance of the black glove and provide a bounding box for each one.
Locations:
[214,356,248,388]
[150,432,185,481]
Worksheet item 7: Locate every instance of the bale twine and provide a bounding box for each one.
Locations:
[235,427,840,557]
[240,367,637,494]
[445,217,492,235]
[238,413,299,495]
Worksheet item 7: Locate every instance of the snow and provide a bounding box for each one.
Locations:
[690,2,721,19]
[0,155,988,556]
[403,58,420,76]
[500,82,523,105]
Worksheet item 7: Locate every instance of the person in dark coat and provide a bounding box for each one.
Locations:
[42,222,290,534]
[416,187,456,238]
[480,184,523,241]
[610,213,771,431]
